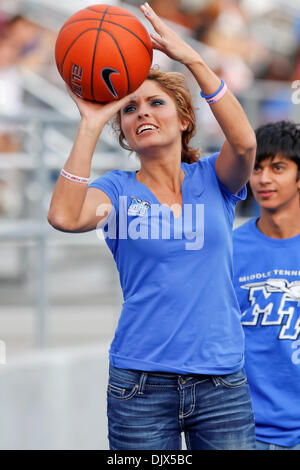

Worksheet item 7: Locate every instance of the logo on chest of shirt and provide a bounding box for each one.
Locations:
[97,195,205,250]
[127,197,151,217]
[240,277,300,340]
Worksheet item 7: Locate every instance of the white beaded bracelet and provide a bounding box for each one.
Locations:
[60,168,90,184]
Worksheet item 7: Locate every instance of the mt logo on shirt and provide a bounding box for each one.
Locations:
[241,278,300,340]
[128,198,151,217]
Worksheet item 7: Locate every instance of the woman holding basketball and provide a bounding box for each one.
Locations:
[48,3,256,450]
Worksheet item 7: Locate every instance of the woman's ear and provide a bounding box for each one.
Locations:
[180,119,189,132]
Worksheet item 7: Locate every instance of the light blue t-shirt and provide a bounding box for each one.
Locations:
[233,218,300,447]
[89,153,246,375]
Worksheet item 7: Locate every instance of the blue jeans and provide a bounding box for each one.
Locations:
[256,440,300,450]
[107,364,256,450]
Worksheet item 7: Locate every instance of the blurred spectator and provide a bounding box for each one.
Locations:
[0,9,8,31]
[291,15,300,81]
[0,13,51,217]
[195,1,270,78]
[0,17,24,153]
[181,0,222,40]
[123,0,197,28]
[149,0,197,28]
[0,14,55,72]
[0,14,56,152]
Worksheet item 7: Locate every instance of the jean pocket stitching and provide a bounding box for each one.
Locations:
[108,383,139,400]
[217,373,247,389]
[109,373,137,385]
[108,384,126,396]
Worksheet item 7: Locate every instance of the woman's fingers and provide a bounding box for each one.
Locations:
[65,82,133,123]
[141,3,201,65]
[108,93,132,114]
[65,84,81,101]
[140,2,172,53]
[149,33,165,52]
[140,2,169,37]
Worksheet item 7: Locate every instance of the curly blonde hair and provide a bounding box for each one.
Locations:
[112,69,200,164]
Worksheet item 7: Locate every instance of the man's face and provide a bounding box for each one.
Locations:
[250,154,300,211]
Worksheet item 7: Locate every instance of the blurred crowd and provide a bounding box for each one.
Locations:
[0,0,300,217]
[0,0,299,135]
[0,11,56,215]
[123,0,300,87]
[0,11,56,152]
[122,0,300,174]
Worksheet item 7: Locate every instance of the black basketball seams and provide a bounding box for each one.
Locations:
[90,5,110,100]
[100,29,130,94]
[86,7,135,17]
[99,19,152,57]
[60,16,143,33]
[60,28,99,76]
[59,18,103,34]
[59,18,152,59]
[58,5,150,100]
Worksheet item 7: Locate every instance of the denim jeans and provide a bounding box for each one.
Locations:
[107,364,256,450]
[256,440,300,450]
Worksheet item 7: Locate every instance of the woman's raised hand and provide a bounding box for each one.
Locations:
[66,85,131,127]
[140,2,201,67]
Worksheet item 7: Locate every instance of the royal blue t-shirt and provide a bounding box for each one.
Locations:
[233,219,300,447]
[89,153,246,375]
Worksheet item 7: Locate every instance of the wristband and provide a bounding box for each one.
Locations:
[200,79,224,99]
[60,168,90,184]
[206,82,228,104]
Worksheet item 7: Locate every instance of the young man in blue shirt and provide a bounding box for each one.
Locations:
[233,120,300,450]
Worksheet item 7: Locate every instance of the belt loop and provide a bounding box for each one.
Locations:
[138,372,148,395]
[211,375,220,387]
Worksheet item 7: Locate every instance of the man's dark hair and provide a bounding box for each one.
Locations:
[255,120,300,171]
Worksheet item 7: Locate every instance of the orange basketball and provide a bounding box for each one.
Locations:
[55,4,153,103]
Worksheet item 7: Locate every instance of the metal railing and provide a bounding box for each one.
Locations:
[0,0,299,350]
[0,110,135,349]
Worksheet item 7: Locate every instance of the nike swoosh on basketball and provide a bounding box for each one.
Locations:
[101,67,120,97]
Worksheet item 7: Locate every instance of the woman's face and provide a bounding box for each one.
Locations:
[120,80,187,155]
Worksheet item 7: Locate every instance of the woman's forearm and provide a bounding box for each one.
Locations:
[47,85,131,230]
[140,2,255,155]
[64,118,103,175]
[187,59,256,154]
[47,119,103,229]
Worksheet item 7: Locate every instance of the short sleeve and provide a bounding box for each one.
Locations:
[207,152,247,224]
[88,170,122,213]
[217,177,247,204]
